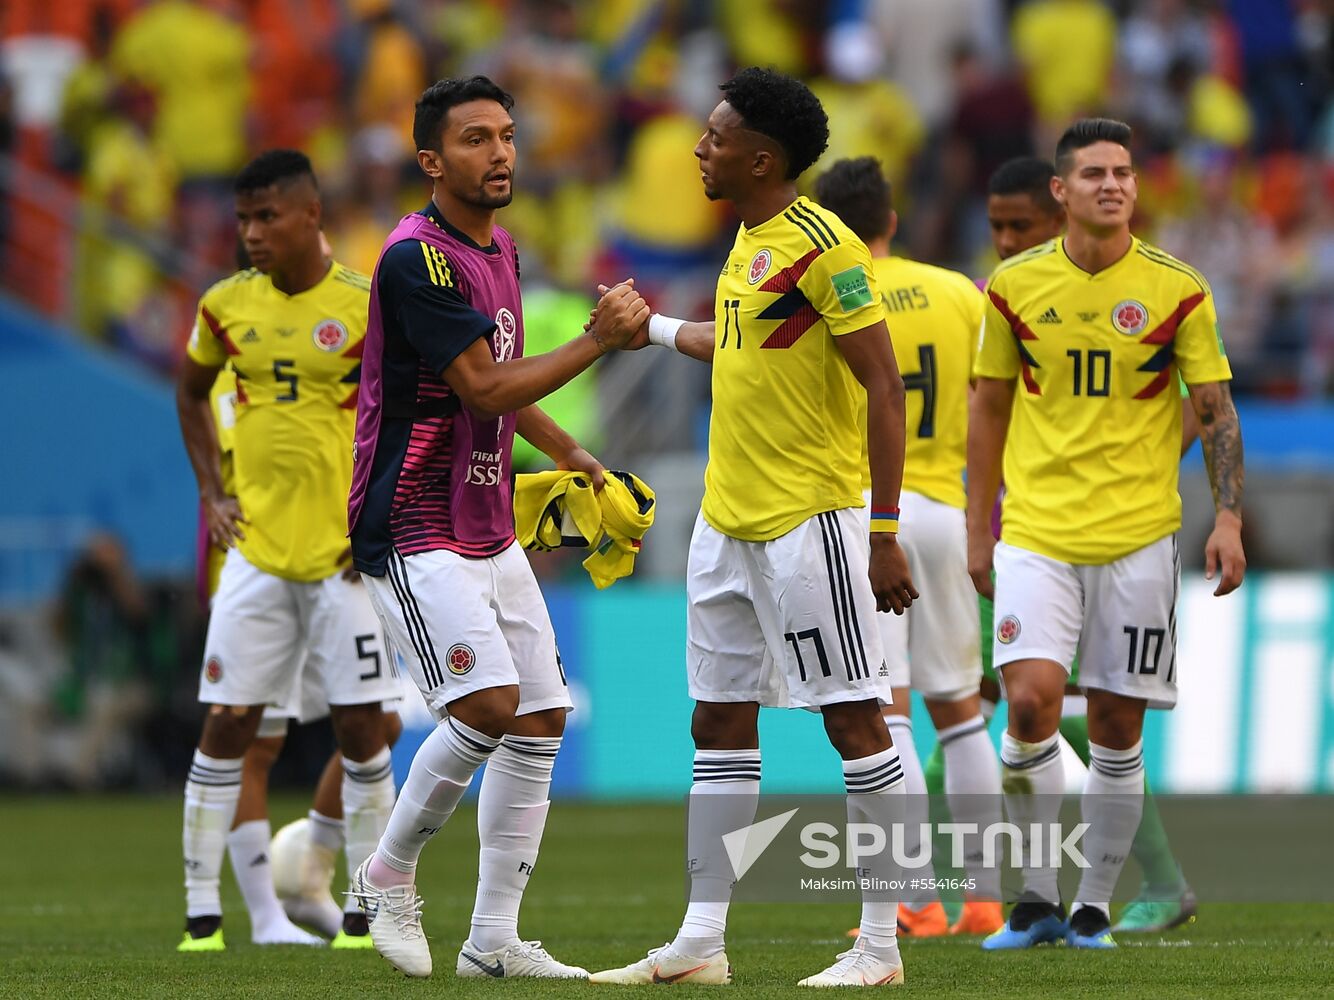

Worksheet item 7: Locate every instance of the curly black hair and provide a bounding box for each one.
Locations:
[234,149,316,195]
[720,67,829,181]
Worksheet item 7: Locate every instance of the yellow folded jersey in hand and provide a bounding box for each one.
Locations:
[513,470,656,589]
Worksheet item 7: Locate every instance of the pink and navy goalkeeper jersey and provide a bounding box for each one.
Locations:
[348,202,524,575]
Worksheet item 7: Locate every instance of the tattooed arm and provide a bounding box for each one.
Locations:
[1187,380,1246,595]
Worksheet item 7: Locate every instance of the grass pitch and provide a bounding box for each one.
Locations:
[2,796,1331,999]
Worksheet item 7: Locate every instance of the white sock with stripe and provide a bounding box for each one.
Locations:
[370,718,498,887]
[342,746,395,913]
[938,714,1003,901]
[183,751,242,919]
[671,749,761,958]
[844,747,906,958]
[884,716,936,908]
[999,732,1065,906]
[469,734,562,952]
[1073,741,1145,920]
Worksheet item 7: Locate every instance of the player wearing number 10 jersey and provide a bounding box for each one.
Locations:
[176,151,397,953]
[967,119,1245,952]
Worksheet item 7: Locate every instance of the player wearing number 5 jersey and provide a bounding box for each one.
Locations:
[815,157,1004,940]
[175,151,398,952]
[967,119,1246,952]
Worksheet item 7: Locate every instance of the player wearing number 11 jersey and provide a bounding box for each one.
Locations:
[967,119,1245,952]
[176,151,397,952]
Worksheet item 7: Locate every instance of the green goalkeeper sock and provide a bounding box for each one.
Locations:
[1131,777,1186,893]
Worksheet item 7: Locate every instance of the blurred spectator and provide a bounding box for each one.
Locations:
[75,78,178,367]
[808,22,925,196]
[324,124,417,275]
[350,3,428,152]
[247,0,342,151]
[1155,150,1278,390]
[869,0,1004,130]
[49,532,153,787]
[1012,0,1117,137]
[1228,0,1315,152]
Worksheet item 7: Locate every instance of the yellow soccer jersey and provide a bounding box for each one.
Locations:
[187,262,369,581]
[860,256,983,508]
[703,196,886,541]
[974,236,1232,564]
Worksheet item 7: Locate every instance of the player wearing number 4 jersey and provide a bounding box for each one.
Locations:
[176,151,398,952]
[591,68,917,990]
[814,157,1004,940]
[967,119,1246,951]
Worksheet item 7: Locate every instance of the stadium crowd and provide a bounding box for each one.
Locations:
[0,0,1331,397]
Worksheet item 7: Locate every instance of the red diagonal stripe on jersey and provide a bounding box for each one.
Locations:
[201,305,240,356]
[1141,292,1205,346]
[987,290,1041,394]
[760,303,820,349]
[1133,369,1174,400]
[759,248,821,293]
[340,389,358,409]
[341,337,365,359]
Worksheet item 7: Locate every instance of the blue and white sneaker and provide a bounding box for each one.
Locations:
[1066,905,1117,949]
[981,896,1067,951]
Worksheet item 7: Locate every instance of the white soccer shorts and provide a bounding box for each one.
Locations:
[686,508,891,711]
[991,535,1180,708]
[361,542,572,720]
[198,548,401,710]
[865,490,981,700]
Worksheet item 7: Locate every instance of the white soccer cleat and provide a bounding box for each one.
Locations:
[589,942,731,985]
[797,939,904,988]
[456,939,589,979]
[349,858,431,977]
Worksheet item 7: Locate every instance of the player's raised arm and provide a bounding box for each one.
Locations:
[442,281,648,420]
[1187,379,1246,595]
[515,404,606,491]
[176,354,246,548]
[965,376,1014,599]
[835,320,917,615]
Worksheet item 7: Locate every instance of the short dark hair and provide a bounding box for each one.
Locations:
[719,67,829,180]
[813,157,892,242]
[413,76,515,152]
[1054,117,1133,175]
[988,156,1060,213]
[234,149,317,195]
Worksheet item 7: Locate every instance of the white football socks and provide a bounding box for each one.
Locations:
[884,716,936,909]
[371,718,498,887]
[999,731,1065,906]
[341,747,395,912]
[183,751,242,919]
[227,819,322,944]
[1073,741,1146,919]
[844,747,906,957]
[468,734,561,952]
[671,749,761,959]
[938,714,1003,901]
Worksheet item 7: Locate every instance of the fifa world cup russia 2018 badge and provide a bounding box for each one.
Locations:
[748,248,772,285]
[1112,300,1148,336]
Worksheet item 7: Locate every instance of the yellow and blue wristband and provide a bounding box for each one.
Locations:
[869,506,900,534]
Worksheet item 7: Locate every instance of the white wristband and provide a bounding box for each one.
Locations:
[647,313,686,351]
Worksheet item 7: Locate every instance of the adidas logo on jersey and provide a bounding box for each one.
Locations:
[240,327,260,342]
[1036,307,1062,324]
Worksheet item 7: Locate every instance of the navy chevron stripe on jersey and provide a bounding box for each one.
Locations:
[756,286,814,322]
